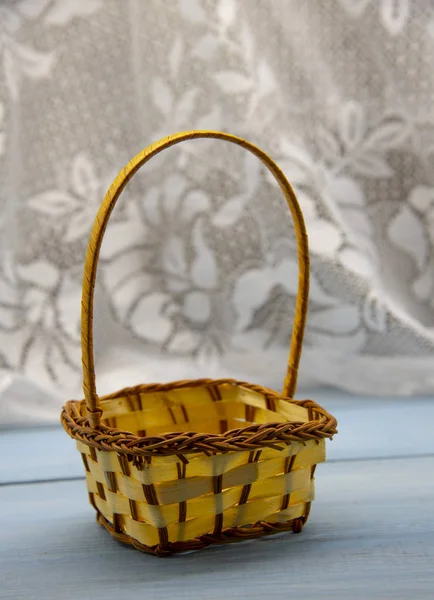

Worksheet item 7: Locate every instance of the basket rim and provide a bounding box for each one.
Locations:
[61,378,338,458]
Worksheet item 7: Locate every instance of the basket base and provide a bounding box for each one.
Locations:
[96,511,309,557]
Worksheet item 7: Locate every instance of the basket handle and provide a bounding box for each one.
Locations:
[81,131,310,427]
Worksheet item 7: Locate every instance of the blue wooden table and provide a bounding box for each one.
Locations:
[2,390,434,599]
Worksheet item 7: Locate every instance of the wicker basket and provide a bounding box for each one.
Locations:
[61,131,337,557]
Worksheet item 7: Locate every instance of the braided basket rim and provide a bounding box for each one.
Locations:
[61,378,338,458]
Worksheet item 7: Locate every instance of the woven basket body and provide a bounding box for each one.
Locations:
[61,131,337,556]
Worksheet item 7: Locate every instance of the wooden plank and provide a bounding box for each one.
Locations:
[308,389,434,461]
[1,456,433,599]
[2,390,434,484]
[0,427,81,484]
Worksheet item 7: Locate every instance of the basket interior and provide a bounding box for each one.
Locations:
[82,382,311,437]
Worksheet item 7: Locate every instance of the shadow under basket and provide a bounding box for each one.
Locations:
[61,131,338,557]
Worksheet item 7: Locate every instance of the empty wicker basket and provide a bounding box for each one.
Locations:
[61,131,337,557]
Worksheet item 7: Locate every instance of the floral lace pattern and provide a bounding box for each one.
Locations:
[1,0,434,422]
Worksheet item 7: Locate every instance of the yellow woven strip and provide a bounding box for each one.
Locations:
[256,456,286,480]
[128,449,252,483]
[81,439,323,489]
[293,440,325,467]
[259,442,303,461]
[250,468,311,499]
[221,452,298,487]
[219,386,275,411]
[121,514,160,547]
[289,486,315,505]
[134,501,176,527]
[276,399,312,422]
[103,488,130,515]
[193,450,252,477]
[93,479,315,530]
[161,386,216,408]
[214,399,229,424]
[124,383,274,416]
[85,458,317,518]
[94,449,124,472]
[99,498,308,546]
[248,406,287,425]
[153,460,262,505]
[221,462,261,489]
[88,474,312,545]
[96,492,313,541]
[141,419,223,437]
[222,386,310,422]
[187,487,241,522]
[86,456,105,483]
[99,386,215,419]
[169,514,216,543]
[99,383,277,419]
[267,503,306,523]
[109,404,200,430]
[76,440,91,455]
[157,487,243,527]
[154,476,213,505]
[167,501,303,543]
[100,389,312,427]
[230,497,305,528]
[128,462,177,485]
[141,416,266,437]
[99,447,245,483]
[237,441,324,482]
[85,471,97,493]
[101,401,288,434]
[132,501,169,529]
[85,451,316,544]
[84,440,322,489]
[114,472,147,501]
[93,493,115,527]
[118,487,247,528]
[153,462,312,506]
[227,495,282,527]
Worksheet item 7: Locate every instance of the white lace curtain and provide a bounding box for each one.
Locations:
[1,0,434,424]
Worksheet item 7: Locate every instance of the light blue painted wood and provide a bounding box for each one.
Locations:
[0,427,81,484]
[1,456,433,600]
[317,391,434,461]
[2,390,434,484]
